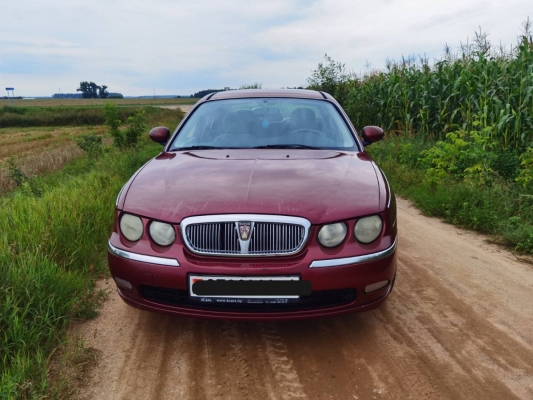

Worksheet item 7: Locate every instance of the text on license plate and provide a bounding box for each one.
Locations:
[188,275,311,299]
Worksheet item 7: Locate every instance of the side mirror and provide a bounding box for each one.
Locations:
[361,126,384,147]
[149,126,170,145]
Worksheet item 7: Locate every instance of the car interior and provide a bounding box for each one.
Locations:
[172,100,357,150]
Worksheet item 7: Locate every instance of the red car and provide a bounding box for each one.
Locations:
[108,89,397,320]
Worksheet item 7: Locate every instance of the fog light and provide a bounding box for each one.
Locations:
[114,276,133,290]
[364,280,389,294]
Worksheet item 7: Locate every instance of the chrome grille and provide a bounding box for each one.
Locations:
[185,223,240,254]
[181,215,310,257]
[249,223,305,254]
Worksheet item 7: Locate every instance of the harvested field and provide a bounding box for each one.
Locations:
[0,125,104,193]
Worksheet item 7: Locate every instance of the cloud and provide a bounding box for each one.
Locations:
[0,0,530,96]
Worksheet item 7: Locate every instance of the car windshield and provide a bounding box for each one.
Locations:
[169,98,358,151]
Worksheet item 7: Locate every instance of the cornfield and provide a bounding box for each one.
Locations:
[309,20,533,150]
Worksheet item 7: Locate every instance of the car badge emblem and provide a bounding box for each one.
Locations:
[237,222,252,241]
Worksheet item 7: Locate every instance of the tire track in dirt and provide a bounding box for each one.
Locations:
[75,198,533,399]
[258,323,307,399]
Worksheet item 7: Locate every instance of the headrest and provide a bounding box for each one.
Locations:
[222,110,254,134]
[290,108,317,130]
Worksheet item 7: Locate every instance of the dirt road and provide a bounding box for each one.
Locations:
[75,198,533,399]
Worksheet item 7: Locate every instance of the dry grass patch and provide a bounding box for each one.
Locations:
[0,143,84,194]
[0,126,105,158]
[0,126,104,194]
[0,126,105,160]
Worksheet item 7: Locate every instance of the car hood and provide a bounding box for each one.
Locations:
[123,149,380,225]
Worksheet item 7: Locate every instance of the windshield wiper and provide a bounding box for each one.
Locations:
[253,144,318,149]
[173,145,222,151]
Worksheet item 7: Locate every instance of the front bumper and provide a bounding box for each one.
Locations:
[108,236,397,321]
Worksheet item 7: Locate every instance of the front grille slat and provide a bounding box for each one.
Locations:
[184,217,308,257]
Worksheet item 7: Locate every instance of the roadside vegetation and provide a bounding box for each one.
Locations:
[308,20,533,253]
[0,104,185,128]
[0,104,184,398]
[0,106,183,194]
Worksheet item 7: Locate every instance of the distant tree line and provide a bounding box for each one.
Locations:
[177,84,306,99]
[53,92,123,99]
[77,82,109,99]
[179,89,225,98]
[53,93,83,99]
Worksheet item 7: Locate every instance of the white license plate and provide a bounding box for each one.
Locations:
[189,275,301,299]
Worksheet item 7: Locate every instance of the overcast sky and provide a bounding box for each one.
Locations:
[0,0,530,97]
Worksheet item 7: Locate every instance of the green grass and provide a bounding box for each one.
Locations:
[367,136,533,253]
[0,109,182,398]
[0,105,185,128]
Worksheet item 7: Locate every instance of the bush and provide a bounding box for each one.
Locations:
[368,136,533,253]
[123,110,147,147]
[104,103,147,148]
[76,133,103,163]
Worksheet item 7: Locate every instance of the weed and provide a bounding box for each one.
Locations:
[6,158,28,187]
[123,109,147,147]
[76,133,103,163]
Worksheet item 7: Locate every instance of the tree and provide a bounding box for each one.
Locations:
[103,103,146,148]
[239,83,262,89]
[76,81,110,99]
[307,54,350,105]
[191,89,224,98]
[99,85,109,99]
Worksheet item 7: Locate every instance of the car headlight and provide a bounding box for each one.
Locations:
[149,221,176,246]
[318,223,347,247]
[354,215,382,244]
[120,213,143,241]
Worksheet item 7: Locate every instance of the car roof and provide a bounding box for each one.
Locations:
[205,89,332,102]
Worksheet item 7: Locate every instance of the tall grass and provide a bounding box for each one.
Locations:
[309,21,533,150]
[0,109,183,398]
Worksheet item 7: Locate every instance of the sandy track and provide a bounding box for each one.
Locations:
[75,198,533,399]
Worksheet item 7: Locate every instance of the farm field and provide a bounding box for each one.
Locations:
[0,125,101,193]
[0,97,198,108]
[0,104,190,194]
